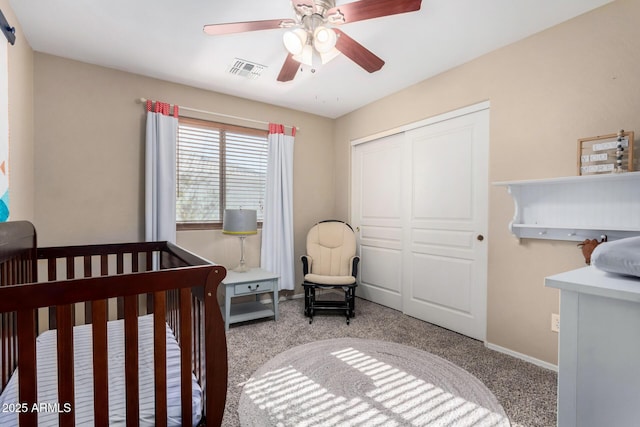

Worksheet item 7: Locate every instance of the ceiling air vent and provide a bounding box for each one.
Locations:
[227,59,266,80]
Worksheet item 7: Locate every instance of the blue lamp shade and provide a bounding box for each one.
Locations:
[222,209,257,235]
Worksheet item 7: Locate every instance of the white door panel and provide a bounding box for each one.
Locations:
[404,109,489,340]
[412,229,474,249]
[361,143,402,221]
[358,245,402,310]
[360,225,403,243]
[411,253,472,314]
[352,134,404,310]
[412,126,474,220]
[352,105,488,340]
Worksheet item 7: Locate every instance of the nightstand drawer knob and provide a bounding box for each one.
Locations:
[234,280,274,295]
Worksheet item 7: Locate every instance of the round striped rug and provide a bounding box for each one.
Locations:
[239,338,510,426]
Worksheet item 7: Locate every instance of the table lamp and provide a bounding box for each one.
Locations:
[222,209,257,272]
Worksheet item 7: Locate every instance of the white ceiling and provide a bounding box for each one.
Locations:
[9,0,612,119]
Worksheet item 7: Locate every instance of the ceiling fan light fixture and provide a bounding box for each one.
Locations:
[320,47,341,64]
[313,26,337,53]
[293,44,313,66]
[283,28,308,55]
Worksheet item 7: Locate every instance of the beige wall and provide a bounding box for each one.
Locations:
[1,0,35,221]
[334,0,640,365]
[19,0,640,364]
[32,54,334,292]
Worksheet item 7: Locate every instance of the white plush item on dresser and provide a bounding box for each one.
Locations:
[591,235,640,278]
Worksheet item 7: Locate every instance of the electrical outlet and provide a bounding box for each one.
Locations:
[551,313,560,333]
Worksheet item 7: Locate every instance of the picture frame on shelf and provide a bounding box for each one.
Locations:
[578,130,634,176]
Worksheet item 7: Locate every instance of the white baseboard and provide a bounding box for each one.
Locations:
[284,293,305,301]
[259,293,304,304]
[485,342,558,372]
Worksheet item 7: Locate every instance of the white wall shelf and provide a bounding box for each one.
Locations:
[494,171,640,241]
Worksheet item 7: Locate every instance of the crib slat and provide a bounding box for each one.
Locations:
[66,258,76,326]
[17,309,37,426]
[146,293,154,316]
[2,311,9,388]
[5,259,13,285]
[146,252,154,314]
[153,291,167,427]
[56,304,75,427]
[179,288,192,426]
[117,253,124,275]
[66,257,74,280]
[92,299,109,427]
[48,258,57,329]
[124,295,139,427]
[84,256,92,323]
[193,296,202,383]
[100,254,108,276]
[132,251,139,273]
[196,297,204,384]
[117,253,125,320]
[2,312,8,387]
[11,311,16,387]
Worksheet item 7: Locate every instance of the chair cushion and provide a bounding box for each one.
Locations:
[304,273,356,286]
[306,222,356,277]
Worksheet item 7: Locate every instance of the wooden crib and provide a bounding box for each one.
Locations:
[0,221,227,426]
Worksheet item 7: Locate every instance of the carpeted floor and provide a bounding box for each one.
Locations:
[223,295,557,427]
[238,338,510,426]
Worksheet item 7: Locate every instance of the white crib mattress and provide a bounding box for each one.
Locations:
[0,314,203,426]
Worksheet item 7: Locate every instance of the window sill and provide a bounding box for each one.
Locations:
[177,222,263,231]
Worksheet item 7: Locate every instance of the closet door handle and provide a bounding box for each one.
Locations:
[477,234,484,241]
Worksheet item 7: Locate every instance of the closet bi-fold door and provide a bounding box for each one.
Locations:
[352,106,489,340]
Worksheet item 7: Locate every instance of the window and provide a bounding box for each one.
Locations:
[176,117,268,229]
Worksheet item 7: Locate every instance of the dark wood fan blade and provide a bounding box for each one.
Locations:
[277,54,300,82]
[203,19,297,35]
[329,0,422,24]
[334,29,384,73]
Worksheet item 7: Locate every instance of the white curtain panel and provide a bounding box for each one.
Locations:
[261,125,295,290]
[145,106,178,243]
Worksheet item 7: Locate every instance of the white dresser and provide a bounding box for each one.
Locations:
[545,267,640,427]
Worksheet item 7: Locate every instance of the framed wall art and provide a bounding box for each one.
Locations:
[578,130,634,176]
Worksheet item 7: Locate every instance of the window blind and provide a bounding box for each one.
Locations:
[176,118,268,226]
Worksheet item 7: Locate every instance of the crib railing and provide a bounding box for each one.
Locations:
[0,222,227,426]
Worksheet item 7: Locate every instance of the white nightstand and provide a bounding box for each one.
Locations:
[220,268,279,331]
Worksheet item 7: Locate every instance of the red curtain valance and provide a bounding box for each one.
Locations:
[269,123,296,137]
[146,100,179,117]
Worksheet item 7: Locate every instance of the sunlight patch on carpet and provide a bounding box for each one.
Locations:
[239,338,511,426]
[332,347,508,426]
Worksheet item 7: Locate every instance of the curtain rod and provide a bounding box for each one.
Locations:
[1,9,16,45]
[138,98,299,132]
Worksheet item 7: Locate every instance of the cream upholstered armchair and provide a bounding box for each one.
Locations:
[301,220,360,324]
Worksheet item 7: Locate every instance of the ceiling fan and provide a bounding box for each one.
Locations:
[203,0,422,82]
